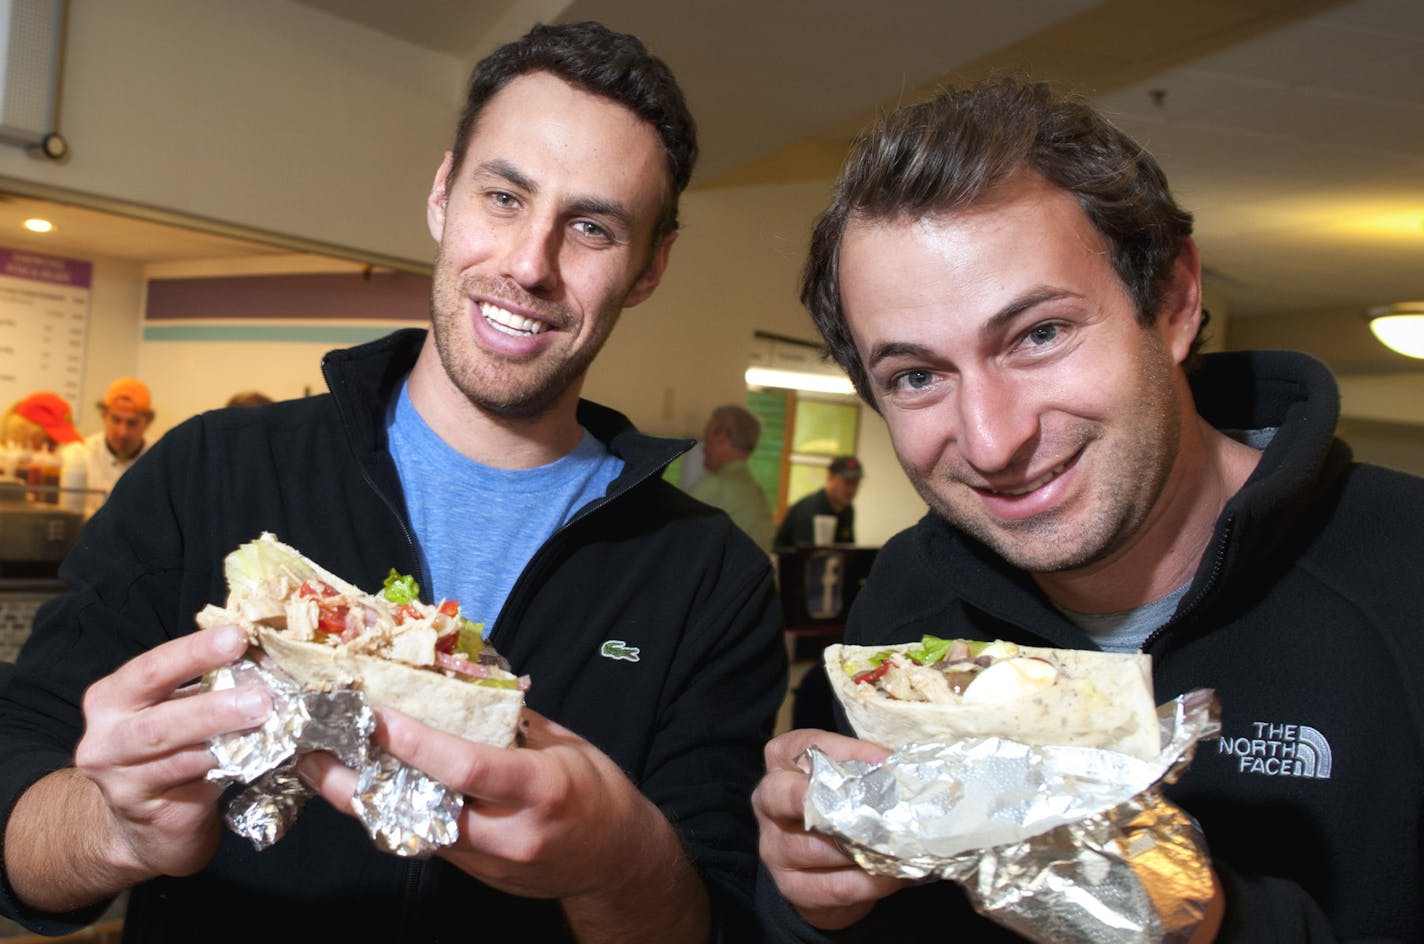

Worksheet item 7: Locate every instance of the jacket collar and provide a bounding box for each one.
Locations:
[912,349,1352,647]
[320,328,693,497]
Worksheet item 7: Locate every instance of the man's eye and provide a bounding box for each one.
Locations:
[1026,324,1059,346]
[898,370,934,390]
[573,220,610,241]
[489,191,517,208]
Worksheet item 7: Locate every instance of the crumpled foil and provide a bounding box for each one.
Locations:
[203,658,463,857]
[804,688,1221,943]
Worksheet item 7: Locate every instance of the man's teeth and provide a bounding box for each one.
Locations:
[480,302,546,336]
[990,462,1067,497]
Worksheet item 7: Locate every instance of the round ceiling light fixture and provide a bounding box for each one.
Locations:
[1366,302,1424,359]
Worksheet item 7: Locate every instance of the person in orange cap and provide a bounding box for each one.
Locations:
[84,376,156,514]
[3,392,84,450]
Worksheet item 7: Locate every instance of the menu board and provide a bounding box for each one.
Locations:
[0,248,91,410]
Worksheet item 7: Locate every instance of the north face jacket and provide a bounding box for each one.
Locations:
[760,350,1423,943]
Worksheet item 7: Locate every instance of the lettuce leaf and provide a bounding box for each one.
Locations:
[382,569,420,605]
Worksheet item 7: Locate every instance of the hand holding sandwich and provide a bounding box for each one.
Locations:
[5,623,271,913]
[299,705,711,944]
[752,728,906,930]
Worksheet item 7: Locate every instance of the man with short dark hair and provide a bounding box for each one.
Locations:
[773,455,862,548]
[0,22,784,943]
[690,404,774,550]
[754,77,1423,942]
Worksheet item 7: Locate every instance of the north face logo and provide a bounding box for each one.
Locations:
[1217,722,1332,779]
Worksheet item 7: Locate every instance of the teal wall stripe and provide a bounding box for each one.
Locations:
[142,323,409,343]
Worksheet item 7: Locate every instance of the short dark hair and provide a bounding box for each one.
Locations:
[448,21,698,242]
[802,76,1198,404]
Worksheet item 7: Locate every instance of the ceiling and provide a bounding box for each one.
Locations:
[12,0,1424,373]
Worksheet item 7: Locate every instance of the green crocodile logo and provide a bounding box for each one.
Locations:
[600,639,641,662]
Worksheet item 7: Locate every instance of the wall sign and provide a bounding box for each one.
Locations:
[0,248,91,410]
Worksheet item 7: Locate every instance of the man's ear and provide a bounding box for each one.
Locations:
[426,152,454,243]
[624,230,678,309]
[1158,238,1204,365]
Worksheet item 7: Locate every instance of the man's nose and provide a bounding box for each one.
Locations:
[500,217,562,295]
[956,371,1039,474]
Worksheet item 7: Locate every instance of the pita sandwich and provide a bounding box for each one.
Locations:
[825,637,1159,760]
[196,532,525,748]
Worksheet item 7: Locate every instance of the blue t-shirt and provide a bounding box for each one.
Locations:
[387,381,623,636]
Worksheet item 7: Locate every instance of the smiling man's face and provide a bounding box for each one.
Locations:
[839,172,1196,576]
[424,71,674,420]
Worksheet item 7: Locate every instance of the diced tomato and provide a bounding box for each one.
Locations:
[298,580,338,598]
[435,632,458,654]
[852,662,890,685]
[394,603,422,624]
[439,600,460,617]
[315,603,349,636]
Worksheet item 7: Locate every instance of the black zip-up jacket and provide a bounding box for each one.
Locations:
[760,350,1423,942]
[0,328,787,942]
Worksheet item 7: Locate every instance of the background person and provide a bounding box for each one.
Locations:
[772,454,862,547]
[1,393,87,506]
[84,377,155,515]
[688,404,774,550]
[2,392,84,453]
[754,77,1422,942]
[0,22,784,943]
[224,390,273,408]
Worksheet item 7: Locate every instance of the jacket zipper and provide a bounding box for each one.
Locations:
[1143,513,1235,652]
[494,439,693,641]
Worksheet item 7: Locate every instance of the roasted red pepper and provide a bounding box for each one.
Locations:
[852,661,890,685]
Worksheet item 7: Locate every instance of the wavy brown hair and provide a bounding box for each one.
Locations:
[802,77,1199,404]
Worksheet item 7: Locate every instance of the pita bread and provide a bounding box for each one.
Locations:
[250,628,523,747]
[824,640,1159,760]
[197,533,523,749]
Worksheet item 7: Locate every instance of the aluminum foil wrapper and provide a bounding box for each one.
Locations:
[804,688,1220,943]
[203,658,464,857]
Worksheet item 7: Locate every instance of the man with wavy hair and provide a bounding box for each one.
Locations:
[755,77,1423,942]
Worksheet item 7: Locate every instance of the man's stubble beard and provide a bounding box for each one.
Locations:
[428,261,622,421]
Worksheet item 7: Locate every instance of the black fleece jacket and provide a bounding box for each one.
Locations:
[760,350,1424,943]
[0,328,787,942]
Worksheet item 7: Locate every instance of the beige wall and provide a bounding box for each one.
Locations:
[14,1,1423,544]
[0,0,459,267]
[72,258,145,438]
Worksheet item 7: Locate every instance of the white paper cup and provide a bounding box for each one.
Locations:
[813,514,837,545]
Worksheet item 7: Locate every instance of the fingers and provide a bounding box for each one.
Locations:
[82,684,271,772]
[373,708,541,803]
[88,624,250,714]
[755,759,908,928]
[754,727,909,926]
[295,751,359,812]
[764,728,891,771]
[294,709,557,820]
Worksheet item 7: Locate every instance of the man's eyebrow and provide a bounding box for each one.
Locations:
[981,288,1079,339]
[473,159,633,231]
[864,288,1082,371]
[475,158,536,195]
[567,196,633,231]
[866,341,934,371]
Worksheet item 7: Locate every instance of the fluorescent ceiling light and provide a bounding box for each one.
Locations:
[745,366,856,395]
[1367,303,1424,359]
